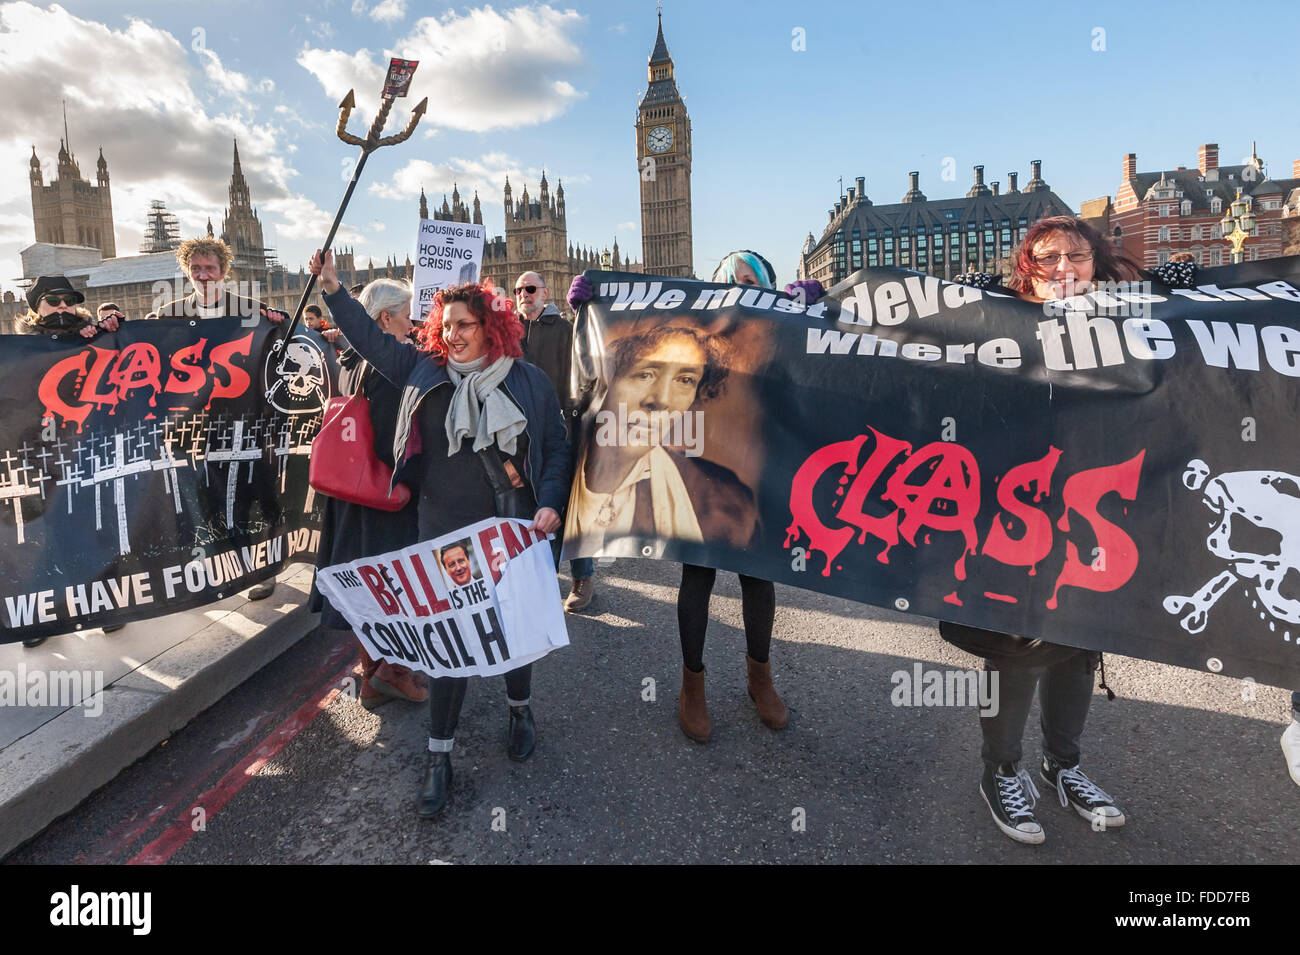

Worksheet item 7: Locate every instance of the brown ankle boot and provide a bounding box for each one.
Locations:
[678,665,711,743]
[357,650,381,682]
[746,655,788,730]
[371,662,429,704]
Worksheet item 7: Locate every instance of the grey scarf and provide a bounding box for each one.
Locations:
[445,355,526,456]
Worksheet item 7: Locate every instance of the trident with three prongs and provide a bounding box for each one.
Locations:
[273,59,429,358]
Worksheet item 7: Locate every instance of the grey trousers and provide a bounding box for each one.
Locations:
[939,621,1098,769]
[980,645,1097,768]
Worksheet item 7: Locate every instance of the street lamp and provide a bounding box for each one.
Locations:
[1219,187,1257,264]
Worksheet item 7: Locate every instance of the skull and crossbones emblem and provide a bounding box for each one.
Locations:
[1163,458,1300,641]
[264,337,330,414]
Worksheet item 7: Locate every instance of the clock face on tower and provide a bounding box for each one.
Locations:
[647,125,673,153]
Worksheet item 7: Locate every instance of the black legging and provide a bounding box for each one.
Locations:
[428,664,533,742]
[677,563,775,672]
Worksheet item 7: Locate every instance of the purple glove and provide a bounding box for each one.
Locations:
[567,274,593,310]
[784,279,825,304]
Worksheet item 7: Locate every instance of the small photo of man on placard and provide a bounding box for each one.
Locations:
[438,540,479,588]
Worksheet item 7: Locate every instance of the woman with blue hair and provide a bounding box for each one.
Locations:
[569,251,823,742]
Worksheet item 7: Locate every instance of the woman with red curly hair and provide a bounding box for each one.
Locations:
[310,249,570,819]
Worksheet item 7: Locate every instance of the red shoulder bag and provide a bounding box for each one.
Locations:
[308,370,412,511]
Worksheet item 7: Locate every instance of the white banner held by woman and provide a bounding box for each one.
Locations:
[316,516,568,679]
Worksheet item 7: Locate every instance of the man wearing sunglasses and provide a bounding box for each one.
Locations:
[514,270,596,612]
[7,275,101,337]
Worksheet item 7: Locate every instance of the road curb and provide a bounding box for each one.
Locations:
[0,567,321,860]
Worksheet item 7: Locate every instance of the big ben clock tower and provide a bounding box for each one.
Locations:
[637,10,693,278]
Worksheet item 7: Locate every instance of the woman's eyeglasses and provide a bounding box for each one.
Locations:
[43,294,79,306]
[1032,250,1094,267]
[441,319,482,337]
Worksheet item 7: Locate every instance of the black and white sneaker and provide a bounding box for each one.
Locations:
[1040,756,1125,828]
[980,762,1045,845]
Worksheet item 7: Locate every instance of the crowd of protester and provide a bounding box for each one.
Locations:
[8,219,1299,837]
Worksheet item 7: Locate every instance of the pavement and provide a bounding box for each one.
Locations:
[5,556,1299,865]
[0,563,320,860]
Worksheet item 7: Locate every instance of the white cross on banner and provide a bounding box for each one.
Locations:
[79,433,153,555]
[205,419,262,528]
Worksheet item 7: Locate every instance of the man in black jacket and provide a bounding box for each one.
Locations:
[155,237,289,326]
[157,237,286,601]
[514,270,596,612]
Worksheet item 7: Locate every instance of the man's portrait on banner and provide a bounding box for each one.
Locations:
[438,539,479,588]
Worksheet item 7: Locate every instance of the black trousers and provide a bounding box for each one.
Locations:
[428,664,533,744]
[940,621,1097,769]
[677,563,775,672]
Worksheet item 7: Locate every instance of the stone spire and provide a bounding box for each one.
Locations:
[228,139,251,208]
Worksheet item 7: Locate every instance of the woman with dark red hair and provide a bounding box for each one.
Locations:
[310,250,570,819]
[957,215,1144,301]
[941,215,1144,846]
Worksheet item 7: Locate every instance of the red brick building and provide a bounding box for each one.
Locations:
[1103,143,1300,268]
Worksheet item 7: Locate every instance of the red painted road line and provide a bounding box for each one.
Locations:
[127,658,357,866]
[77,642,358,864]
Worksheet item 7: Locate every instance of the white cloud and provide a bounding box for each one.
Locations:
[370,0,407,25]
[304,15,335,41]
[199,47,274,99]
[617,221,638,233]
[369,153,531,208]
[0,3,320,284]
[351,0,368,14]
[259,195,365,246]
[295,46,385,122]
[299,5,587,132]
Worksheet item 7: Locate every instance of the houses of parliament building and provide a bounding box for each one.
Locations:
[0,13,697,324]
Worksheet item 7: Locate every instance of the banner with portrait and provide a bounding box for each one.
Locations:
[315,516,570,679]
[0,319,335,641]
[562,260,1300,689]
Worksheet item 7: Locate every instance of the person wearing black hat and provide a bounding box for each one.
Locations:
[6,276,100,337]
[11,277,121,646]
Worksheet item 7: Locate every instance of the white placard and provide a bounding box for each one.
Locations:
[412,218,486,320]
[316,516,569,679]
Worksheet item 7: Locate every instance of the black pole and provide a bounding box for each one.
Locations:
[274,148,372,351]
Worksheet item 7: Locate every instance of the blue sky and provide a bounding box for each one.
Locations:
[2,0,1298,297]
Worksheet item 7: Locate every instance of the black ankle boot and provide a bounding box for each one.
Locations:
[507,705,536,762]
[417,752,452,818]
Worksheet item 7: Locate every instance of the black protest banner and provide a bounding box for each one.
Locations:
[562,260,1300,689]
[0,319,335,641]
